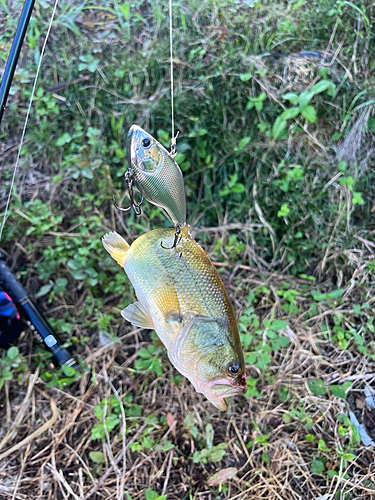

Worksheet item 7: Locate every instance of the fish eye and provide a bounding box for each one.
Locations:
[227,362,240,377]
[141,137,151,148]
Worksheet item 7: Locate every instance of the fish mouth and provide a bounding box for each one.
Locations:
[208,378,247,412]
[208,374,247,391]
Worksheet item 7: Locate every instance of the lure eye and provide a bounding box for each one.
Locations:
[141,137,151,148]
[227,362,240,377]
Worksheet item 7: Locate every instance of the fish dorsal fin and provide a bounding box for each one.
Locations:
[102,232,130,267]
[121,301,154,329]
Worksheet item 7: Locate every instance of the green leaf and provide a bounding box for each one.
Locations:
[278,386,289,403]
[7,346,19,361]
[368,117,375,133]
[67,259,81,271]
[89,451,105,463]
[120,2,130,20]
[282,413,291,423]
[311,291,327,302]
[270,336,290,350]
[55,278,68,287]
[72,270,87,280]
[56,133,72,147]
[300,105,316,123]
[282,92,299,105]
[238,136,251,149]
[310,80,336,97]
[256,352,271,370]
[232,183,245,194]
[299,81,336,107]
[86,127,101,138]
[142,436,153,449]
[208,446,227,462]
[81,168,94,179]
[287,166,304,181]
[280,107,300,120]
[85,267,98,278]
[327,289,344,300]
[62,365,76,377]
[79,54,92,63]
[270,320,288,331]
[311,459,325,474]
[272,117,287,139]
[341,453,356,461]
[36,284,53,298]
[352,192,364,205]
[298,91,313,108]
[277,204,290,217]
[88,60,99,72]
[330,382,352,400]
[240,72,252,82]
[145,491,159,500]
[308,379,326,396]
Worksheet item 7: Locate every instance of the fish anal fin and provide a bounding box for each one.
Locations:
[102,232,130,267]
[121,301,154,329]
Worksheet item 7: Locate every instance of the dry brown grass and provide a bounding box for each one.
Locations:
[1,242,375,499]
[1,0,375,498]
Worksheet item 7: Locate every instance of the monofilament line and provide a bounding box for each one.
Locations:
[0,0,59,242]
[169,0,175,141]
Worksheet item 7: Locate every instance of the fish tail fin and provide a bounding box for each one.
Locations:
[102,232,130,267]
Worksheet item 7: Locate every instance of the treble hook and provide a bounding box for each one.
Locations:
[113,171,143,216]
[169,130,180,158]
[161,224,182,250]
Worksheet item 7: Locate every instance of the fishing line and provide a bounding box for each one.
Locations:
[168,0,178,158]
[0,0,59,242]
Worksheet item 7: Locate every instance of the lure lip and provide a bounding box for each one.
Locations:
[127,124,144,172]
[127,124,163,174]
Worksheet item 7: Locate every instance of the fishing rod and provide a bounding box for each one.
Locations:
[0,0,78,370]
[0,0,35,125]
[0,257,78,369]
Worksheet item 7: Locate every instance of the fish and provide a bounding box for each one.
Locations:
[102,226,246,411]
[127,125,186,227]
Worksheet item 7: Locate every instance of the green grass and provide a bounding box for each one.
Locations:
[0,0,375,499]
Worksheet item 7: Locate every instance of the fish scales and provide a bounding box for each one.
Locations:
[126,227,238,350]
[102,226,246,410]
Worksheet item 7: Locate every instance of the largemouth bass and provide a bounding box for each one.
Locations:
[127,125,186,227]
[102,227,246,410]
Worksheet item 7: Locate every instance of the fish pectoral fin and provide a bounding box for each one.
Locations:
[169,319,195,364]
[121,302,154,329]
[155,282,180,318]
[102,232,130,267]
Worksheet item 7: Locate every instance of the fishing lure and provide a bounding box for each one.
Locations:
[102,226,246,411]
[114,125,186,248]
